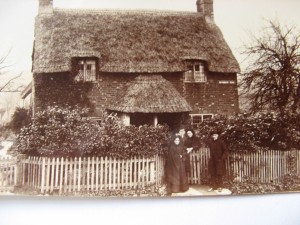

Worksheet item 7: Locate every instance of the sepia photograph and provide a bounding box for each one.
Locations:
[1,0,300,201]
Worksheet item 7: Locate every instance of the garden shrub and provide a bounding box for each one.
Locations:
[16,106,169,158]
[195,112,300,151]
[0,125,13,141]
[9,107,32,134]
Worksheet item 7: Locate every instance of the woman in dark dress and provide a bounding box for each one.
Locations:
[166,136,189,194]
[184,129,199,177]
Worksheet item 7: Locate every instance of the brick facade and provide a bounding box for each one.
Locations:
[34,71,239,117]
[183,72,239,115]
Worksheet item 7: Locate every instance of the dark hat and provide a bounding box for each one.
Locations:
[185,127,194,132]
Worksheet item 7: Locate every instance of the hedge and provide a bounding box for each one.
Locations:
[195,112,300,151]
[16,106,169,158]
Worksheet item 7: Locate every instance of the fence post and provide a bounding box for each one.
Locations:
[150,157,155,183]
[41,157,46,194]
[16,154,27,187]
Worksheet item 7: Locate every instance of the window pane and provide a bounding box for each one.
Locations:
[185,71,193,82]
[194,71,202,81]
[74,59,96,82]
[194,63,206,82]
[199,64,204,72]
[203,115,213,121]
[192,115,202,124]
[85,63,96,81]
[75,63,85,81]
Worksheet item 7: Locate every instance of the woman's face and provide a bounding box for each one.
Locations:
[187,131,193,138]
[174,137,180,145]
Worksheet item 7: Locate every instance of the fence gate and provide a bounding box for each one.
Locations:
[188,147,210,184]
[0,156,18,192]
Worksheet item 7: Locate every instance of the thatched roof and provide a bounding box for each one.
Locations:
[33,9,240,74]
[107,75,192,113]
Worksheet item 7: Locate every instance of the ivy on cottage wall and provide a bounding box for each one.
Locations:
[34,73,94,111]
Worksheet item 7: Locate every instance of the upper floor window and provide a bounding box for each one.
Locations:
[74,59,96,82]
[185,62,207,83]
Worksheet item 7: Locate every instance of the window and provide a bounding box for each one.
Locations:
[185,62,207,82]
[190,114,214,128]
[74,59,96,82]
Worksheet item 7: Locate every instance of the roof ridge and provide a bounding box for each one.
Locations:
[54,8,198,16]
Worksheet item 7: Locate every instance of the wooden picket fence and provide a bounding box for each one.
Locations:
[188,147,210,184]
[0,156,18,192]
[1,149,300,194]
[19,155,165,194]
[188,148,300,184]
[228,150,300,183]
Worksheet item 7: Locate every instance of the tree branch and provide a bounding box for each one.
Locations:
[0,72,23,92]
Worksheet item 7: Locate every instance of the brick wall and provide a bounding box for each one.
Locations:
[34,71,239,116]
[88,71,239,116]
[88,73,136,116]
[183,72,239,115]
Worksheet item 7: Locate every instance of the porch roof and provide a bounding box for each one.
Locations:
[107,75,192,113]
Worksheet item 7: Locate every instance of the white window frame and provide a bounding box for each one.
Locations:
[190,113,214,128]
[75,59,97,82]
[185,62,207,83]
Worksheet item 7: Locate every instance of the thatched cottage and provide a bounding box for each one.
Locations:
[32,0,240,129]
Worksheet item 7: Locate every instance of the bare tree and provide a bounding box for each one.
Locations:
[240,20,300,115]
[0,50,22,92]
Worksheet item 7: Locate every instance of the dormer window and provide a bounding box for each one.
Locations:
[185,61,207,83]
[74,59,97,82]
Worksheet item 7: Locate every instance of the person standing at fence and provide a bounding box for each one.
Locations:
[165,135,189,195]
[176,126,186,141]
[207,130,228,192]
[184,128,199,177]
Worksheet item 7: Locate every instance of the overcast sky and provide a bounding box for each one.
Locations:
[0,0,300,82]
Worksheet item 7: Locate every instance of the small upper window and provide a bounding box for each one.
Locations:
[185,62,207,83]
[74,59,96,82]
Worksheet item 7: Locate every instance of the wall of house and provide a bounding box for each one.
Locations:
[86,72,185,116]
[88,73,136,116]
[183,72,239,115]
[34,71,239,116]
[88,71,238,116]
[34,72,94,112]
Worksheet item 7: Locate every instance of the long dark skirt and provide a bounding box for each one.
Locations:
[166,159,189,193]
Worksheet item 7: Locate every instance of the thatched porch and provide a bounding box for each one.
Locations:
[108,75,192,129]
